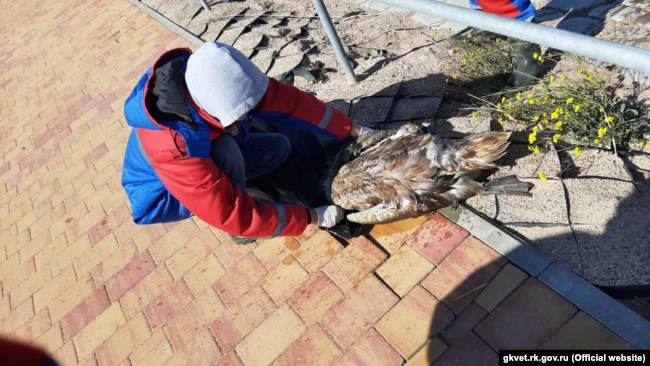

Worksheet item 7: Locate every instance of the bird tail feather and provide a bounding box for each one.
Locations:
[482,175,534,196]
[456,132,511,171]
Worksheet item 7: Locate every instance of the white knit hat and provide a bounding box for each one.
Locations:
[185,42,269,127]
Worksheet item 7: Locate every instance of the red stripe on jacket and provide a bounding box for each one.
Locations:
[475,0,522,18]
[256,79,352,139]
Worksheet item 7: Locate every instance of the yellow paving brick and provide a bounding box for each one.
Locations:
[376,245,435,297]
[33,264,77,311]
[33,324,64,354]
[10,267,52,308]
[0,296,10,320]
[73,233,119,277]
[182,253,226,297]
[53,341,78,366]
[46,235,92,276]
[49,274,96,321]
[294,231,343,272]
[261,256,309,305]
[19,226,53,263]
[2,255,36,294]
[196,287,226,324]
[236,305,307,366]
[95,313,152,366]
[129,330,174,366]
[165,230,220,280]
[149,221,201,264]
[0,298,34,332]
[370,216,428,254]
[254,237,302,270]
[120,265,174,319]
[13,308,52,342]
[73,302,127,359]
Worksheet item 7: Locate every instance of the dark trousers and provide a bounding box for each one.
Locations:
[211,132,292,188]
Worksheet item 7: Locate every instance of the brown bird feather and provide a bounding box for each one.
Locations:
[328,123,520,224]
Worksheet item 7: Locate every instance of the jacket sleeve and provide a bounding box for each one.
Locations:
[253,78,353,139]
[140,131,310,237]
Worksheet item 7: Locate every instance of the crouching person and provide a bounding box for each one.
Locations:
[121,42,360,243]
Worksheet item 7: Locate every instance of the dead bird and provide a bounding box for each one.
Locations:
[325,123,533,224]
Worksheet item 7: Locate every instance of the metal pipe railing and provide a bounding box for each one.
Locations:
[377,0,650,75]
[312,0,358,83]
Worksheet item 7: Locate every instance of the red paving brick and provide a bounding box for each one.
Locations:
[1,0,634,363]
[60,287,111,341]
[213,252,267,307]
[273,325,342,366]
[143,280,194,330]
[209,286,276,353]
[421,236,507,314]
[406,213,468,264]
[321,275,399,349]
[288,271,343,326]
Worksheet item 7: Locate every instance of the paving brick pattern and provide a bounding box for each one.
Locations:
[0,0,633,365]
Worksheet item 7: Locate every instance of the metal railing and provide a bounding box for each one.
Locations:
[376,0,650,74]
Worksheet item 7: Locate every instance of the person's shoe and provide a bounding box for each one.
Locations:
[508,40,544,87]
[230,235,257,245]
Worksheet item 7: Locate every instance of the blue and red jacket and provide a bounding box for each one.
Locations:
[470,0,535,20]
[121,48,352,237]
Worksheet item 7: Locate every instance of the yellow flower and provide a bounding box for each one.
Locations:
[528,132,537,144]
[554,121,563,130]
[533,115,539,122]
[604,116,614,123]
[593,138,601,144]
[471,112,478,120]
[553,133,561,143]
[533,52,539,60]
[497,103,502,110]
[597,127,607,138]
[538,172,547,182]
[560,75,567,82]
[574,105,581,112]
[574,147,583,157]
[646,142,650,150]
[549,75,556,83]
[551,112,559,120]
[532,126,539,134]
[516,93,522,100]
[566,97,574,104]
[528,99,535,105]
[533,146,540,155]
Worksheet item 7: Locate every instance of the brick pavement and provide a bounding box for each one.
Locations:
[0,0,633,365]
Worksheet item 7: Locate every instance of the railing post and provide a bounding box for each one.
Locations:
[311,0,358,83]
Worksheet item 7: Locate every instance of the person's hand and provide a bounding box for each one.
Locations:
[310,205,345,228]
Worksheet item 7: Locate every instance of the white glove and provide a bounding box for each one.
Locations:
[359,126,374,135]
[312,205,345,228]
